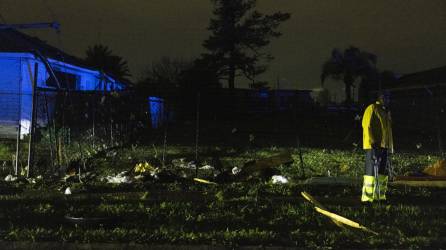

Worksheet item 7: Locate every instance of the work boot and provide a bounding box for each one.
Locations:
[361,175,376,202]
[377,175,388,200]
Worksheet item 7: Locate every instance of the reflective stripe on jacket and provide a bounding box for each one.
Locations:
[362,101,394,152]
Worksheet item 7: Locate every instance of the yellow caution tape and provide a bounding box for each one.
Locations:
[193,178,217,185]
[315,206,378,235]
[301,192,325,209]
[301,192,345,229]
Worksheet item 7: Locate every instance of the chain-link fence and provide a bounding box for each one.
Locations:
[1,84,445,177]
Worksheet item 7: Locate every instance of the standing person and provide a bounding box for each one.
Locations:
[361,92,393,202]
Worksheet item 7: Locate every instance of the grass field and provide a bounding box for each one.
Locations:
[0,144,444,248]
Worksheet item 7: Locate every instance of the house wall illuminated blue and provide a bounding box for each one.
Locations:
[0,30,125,138]
[148,97,164,129]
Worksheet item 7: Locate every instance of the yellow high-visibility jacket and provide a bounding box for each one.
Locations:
[362,101,394,152]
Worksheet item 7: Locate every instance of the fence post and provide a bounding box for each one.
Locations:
[195,92,200,177]
[27,63,38,177]
[15,124,20,176]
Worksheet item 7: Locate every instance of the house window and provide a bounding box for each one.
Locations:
[46,71,78,90]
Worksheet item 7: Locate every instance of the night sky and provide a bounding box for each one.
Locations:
[2,0,446,100]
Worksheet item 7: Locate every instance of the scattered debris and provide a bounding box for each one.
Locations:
[392,160,446,187]
[392,179,446,187]
[303,177,361,186]
[193,178,217,185]
[238,151,293,179]
[4,174,17,182]
[140,191,149,200]
[134,162,157,174]
[232,166,242,175]
[301,191,377,235]
[64,215,112,225]
[103,171,132,184]
[26,178,36,184]
[64,187,72,195]
[134,175,144,181]
[314,206,378,235]
[271,175,289,184]
[423,159,446,177]
[301,192,345,229]
[214,170,235,183]
[200,165,214,170]
[172,158,197,169]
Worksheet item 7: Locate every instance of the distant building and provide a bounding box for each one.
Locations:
[382,65,446,114]
[0,29,125,138]
[195,88,316,118]
[381,66,446,151]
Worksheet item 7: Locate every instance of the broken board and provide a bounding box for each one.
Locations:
[238,151,293,178]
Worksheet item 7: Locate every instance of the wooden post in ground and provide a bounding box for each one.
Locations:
[27,63,38,177]
[195,92,200,177]
[15,124,20,176]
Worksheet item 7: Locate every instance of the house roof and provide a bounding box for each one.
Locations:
[385,66,446,91]
[0,28,90,69]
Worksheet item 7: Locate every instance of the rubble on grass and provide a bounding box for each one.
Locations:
[271,175,289,184]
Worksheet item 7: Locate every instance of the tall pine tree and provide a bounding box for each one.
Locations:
[202,0,290,89]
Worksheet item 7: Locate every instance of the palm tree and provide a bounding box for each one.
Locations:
[85,44,131,83]
[321,46,377,104]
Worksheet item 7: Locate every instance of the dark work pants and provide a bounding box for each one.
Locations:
[365,148,388,176]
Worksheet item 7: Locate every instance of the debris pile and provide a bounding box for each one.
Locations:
[103,171,132,184]
[4,174,17,182]
[422,159,446,177]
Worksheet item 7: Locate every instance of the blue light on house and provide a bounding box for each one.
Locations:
[148,97,164,129]
[259,90,269,98]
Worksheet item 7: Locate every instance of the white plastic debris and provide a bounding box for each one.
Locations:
[106,176,132,184]
[271,175,289,184]
[104,171,132,184]
[64,187,72,195]
[200,165,214,170]
[134,175,144,180]
[232,167,241,175]
[4,174,17,182]
[173,159,197,169]
[105,175,132,184]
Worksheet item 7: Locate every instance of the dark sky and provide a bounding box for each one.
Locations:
[2,0,446,100]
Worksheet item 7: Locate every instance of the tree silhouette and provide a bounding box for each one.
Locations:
[138,57,193,97]
[358,70,398,105]
[321,46,377,104]
[85,44,131,83]
[202,0,290,89]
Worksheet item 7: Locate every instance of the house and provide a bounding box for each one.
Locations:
[0,28,125,138]
[381,66,446,151]
[382,65,446,115]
